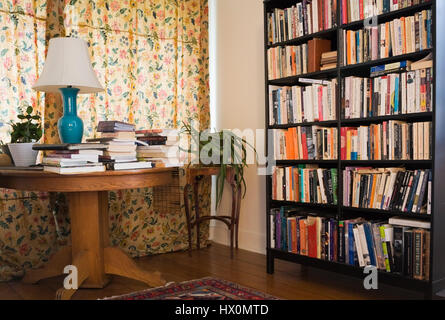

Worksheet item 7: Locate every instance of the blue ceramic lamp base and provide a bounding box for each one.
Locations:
[58,87,84,144]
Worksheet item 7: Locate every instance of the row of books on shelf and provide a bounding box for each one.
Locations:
[342,63,433,119]
[270,207,431,280]
[272,166,338,205]
[33,121,182,174]
[343,167,431,214]
[273,127,338,161]
[267,38,332,80]
[341,0,431,24]
[272,165,431,215]
[268,79,338,126]
[342,9,432,65]
[267,0,337,45]
[341,121,432,161]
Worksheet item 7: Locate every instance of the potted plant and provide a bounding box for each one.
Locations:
[180,122,257,208]
[7,106,42,167]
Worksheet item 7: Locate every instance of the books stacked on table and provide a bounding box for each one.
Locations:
[33,143,108,174]
[136,129,182,167]
[90,121,153,170]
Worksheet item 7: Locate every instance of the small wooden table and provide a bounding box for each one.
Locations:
[0,168,175,300]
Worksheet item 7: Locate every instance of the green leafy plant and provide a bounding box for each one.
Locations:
[9,106,42,143]
[181,122,257,208]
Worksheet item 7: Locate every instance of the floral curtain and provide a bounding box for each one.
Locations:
[0,0,210,281]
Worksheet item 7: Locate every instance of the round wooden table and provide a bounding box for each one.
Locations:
[0,168,175,299]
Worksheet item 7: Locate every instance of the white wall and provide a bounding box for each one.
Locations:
[209,0,266,254]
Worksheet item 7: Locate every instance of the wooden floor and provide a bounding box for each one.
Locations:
[0,242,427,300]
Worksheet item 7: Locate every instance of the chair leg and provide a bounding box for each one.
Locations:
[235,187,242,250]
[230,225,234,258]
[194,179,201,250]
[183,183,193,256]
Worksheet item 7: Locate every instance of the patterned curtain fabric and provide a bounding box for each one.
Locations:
[0,0,210,281]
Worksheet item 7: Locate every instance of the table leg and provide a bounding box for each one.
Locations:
[99,191,110,247]
[22,190,167,299]
[104,247,165,287]
[69,192,110,288]
[55,250,90,300]
[22,246,72,284]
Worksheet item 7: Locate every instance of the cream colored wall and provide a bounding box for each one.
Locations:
[209,0,266,254]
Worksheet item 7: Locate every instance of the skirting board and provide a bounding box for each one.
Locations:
[210,224,266,255]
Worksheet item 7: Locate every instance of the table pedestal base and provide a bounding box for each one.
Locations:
[22,190,166,300]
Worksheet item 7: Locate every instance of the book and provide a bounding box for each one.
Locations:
[410,53,433,71]
[388,217,431,229]
[97,121,135,132]
[105,161,153,170]
[32,143,108,151]
[43,165,106,174]
[100,131,136,139]
[42,158,92,167]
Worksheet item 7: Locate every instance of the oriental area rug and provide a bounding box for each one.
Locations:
[102,277,279,300]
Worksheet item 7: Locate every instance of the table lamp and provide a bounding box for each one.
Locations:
[33,37,104,144]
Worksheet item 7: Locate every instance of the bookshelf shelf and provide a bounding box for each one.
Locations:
[340,49,433,74]
[341,112,433,125]
[341,206,432,220]
[271,200,337,211]
[340,160,432,166]
[268,248,431,291]
[267,27,338,48]
[275,160,338,165]
[264,0,443,298]
[269,120,338,129]
[340,1,433,29]
[268,69,338,85]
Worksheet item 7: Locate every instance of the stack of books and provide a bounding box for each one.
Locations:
[136,129,182,167]
[270,207,431,281]
[320,51,337,70]
[34,143,108,174]
[89,121,153,170]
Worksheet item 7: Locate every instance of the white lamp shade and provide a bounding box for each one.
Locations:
[33,37,104,94]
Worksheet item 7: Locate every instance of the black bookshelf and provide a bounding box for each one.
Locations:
[264,0,444,299]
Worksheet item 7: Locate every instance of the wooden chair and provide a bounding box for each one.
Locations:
[183,167,242,258]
